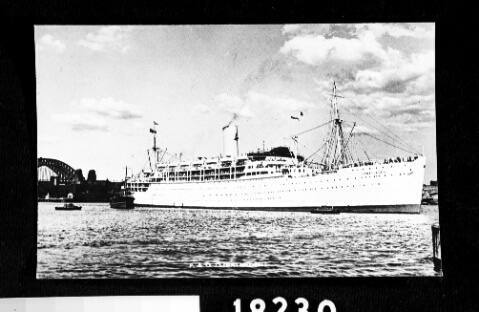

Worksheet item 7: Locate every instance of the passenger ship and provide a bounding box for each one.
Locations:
[127,83,426,213]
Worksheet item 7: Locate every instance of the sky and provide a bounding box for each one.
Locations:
[35,24,436,182]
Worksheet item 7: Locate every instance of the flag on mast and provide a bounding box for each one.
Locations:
[149,128,157,134]
[153,121,159,126]
[291,111,304,120]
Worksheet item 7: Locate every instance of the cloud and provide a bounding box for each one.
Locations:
[193,103,212,114]
[363,23,434,40]
[282,23,433,40]
[282,24,302,35]
[241,57,294,94]
[78,97,142,120]
[281,23,435,131]
[247,91,313,112]
[346,124,378,135]
[280,24,434,95]
[282,24,340,37]
[37,34,66,53]
[201,91,314,121]
[348,50,434,94]
[72,123,109,132]
[53,113,109,132]
[336,89,436,133]
[212,93,254,118]
[281,31,386,66]
[78,26,133,53]
[53,97,141,132]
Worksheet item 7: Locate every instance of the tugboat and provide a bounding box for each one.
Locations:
[110,166,135,210]
[55,202,82,211]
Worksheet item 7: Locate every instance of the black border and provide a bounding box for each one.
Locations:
[1,1,478,311]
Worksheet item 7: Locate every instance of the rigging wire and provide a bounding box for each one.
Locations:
[360,110,420,152]
[341,109,418,153]
[354,134,375,160]
[352,135,361,162]
[312,91,419,154]
[304,140,329,162]
[360,132,414,154]
[291,120,332,137]
[344,111,415,152]
[278,87,418,166]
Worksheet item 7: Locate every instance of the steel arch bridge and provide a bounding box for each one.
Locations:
[37,157,78,183]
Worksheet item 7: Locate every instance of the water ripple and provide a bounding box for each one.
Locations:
[37,203,440,278]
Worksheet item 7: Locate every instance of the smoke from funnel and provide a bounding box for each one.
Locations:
[222,113,238,131]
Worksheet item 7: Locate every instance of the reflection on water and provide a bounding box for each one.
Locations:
[37,203,440,278]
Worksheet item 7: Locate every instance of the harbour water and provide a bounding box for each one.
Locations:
[38,203,440,278]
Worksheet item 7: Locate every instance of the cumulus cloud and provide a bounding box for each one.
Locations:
[281,23,435,132]
[37,34,66,53]
[281,31,387,66]
[281,23,434,94]
[336,90,435,136]
[348,50,434,94]
[282,23,433,40]
[78,26,133,53]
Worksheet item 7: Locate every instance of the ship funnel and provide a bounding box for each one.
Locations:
[222,121,239,157]
[234,125,239,158]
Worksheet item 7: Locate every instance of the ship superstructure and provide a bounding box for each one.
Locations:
[127,82,426,213]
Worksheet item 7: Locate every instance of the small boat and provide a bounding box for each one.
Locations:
[311,206,339,214]
[109,166,135,210]
[55,203,82,211]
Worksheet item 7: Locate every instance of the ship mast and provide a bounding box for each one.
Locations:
[323,81,348,168]
[124,165,128,195]
[150,122,159,166]
[333,81,346,165]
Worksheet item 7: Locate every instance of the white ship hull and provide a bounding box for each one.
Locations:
[132,156,426,213]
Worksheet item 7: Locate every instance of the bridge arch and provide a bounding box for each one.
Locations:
[37,157,78,183]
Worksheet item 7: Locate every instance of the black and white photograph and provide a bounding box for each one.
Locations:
[35,24,439,279]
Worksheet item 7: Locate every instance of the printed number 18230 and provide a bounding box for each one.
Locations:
[233,297,336,312]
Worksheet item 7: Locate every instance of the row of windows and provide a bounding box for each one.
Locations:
[129,168,414,189]
[165,182,385,196]
[130,187,148,192]
[130,169,415,191]
[138,170,410,187]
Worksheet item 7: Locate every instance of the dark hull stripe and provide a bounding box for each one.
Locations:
[134,204,421,214]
